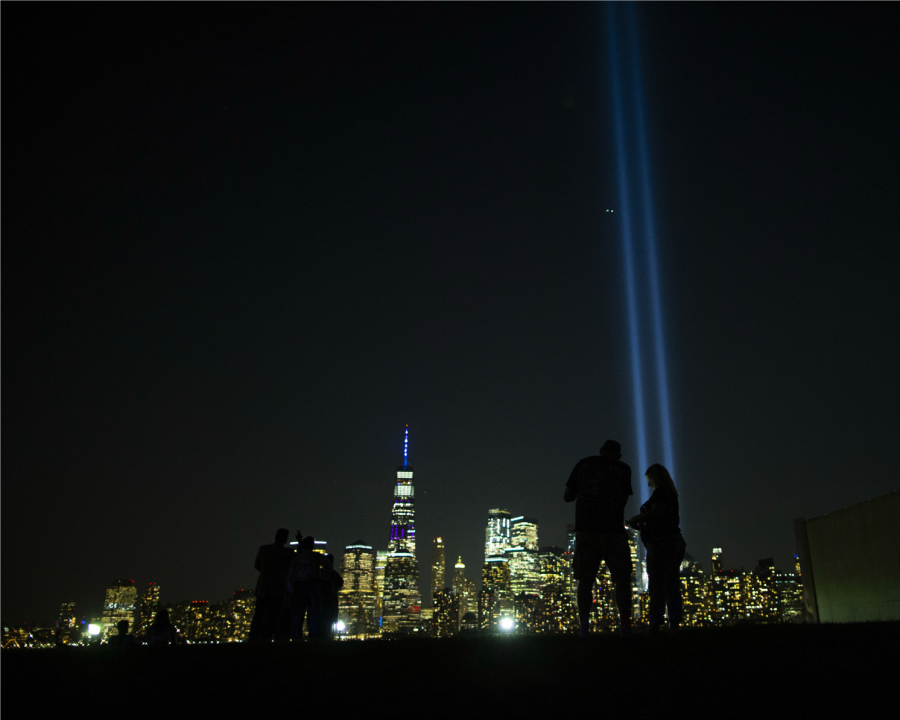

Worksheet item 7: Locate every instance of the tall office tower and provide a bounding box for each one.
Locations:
[100,579,138,642]
[57,601,78,644]
[535,546,577,634]
[508,516,541,602]
[134,581,161,640]
[170,600,213,642]
[374,550,388,624]
[382,551,420,634]
[478,556,512,630]
[485,509,512,560]
[711,548,724,574]
[774,571,803,623]
[565,523,576,553]
[452,556,477,625]
[431,537,446,605]
[433,587,460,637]
[506,547,542,598]
[339,542,378,639]
[721,571,745,621]
[220,589,255,641]
[510,517,539,551]
[750,559,779,622]
[57,600,76,629]
[389,426,417,555]
[626,526,647,603]
[382,426,421,634]
[681,568,707,628]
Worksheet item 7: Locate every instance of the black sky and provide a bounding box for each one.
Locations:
[3,3,898,624]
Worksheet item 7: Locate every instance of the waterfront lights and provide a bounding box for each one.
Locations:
[499,617,515,632]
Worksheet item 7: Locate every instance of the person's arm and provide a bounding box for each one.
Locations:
[627,501,665,527]
[254,547,263,572]
[564,486,577,502]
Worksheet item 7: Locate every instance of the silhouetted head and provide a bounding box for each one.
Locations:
[645,463,678,495]
[117,619,129,635]
[275,528,289,545]
[152,609,171,628]
[599,440,622,460]
[300,535,315,551]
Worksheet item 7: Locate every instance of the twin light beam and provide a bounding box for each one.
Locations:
[607,4,675,504]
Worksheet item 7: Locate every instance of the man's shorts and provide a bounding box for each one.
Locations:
[573,530,632,584]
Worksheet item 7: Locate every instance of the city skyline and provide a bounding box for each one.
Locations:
[4,3,897,626]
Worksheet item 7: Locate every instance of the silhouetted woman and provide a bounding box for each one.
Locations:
[628,463,686,632]
[148,608,178,645]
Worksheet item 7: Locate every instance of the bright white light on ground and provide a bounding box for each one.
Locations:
[88,624,101,636]
[499,617,515,631]
[335,621,346,632]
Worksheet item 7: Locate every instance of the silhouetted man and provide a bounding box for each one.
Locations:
[111,619,134,647]
[287,535,323,640]
[249,528,293,642]
[564,439,633,636]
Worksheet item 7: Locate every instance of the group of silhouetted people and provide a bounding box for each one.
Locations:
[249,529,343,642]
[104,610,179,646]
[249,438,683,642]
[565,439,685,636]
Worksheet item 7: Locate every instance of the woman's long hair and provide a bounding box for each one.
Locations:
[645,463,678,496]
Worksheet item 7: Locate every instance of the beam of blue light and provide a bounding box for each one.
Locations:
[607,3,649,502]
[626,5,675,477]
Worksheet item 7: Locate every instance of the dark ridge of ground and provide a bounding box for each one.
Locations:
[3,623,897,719]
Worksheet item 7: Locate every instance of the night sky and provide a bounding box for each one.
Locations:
[4,3,898,625]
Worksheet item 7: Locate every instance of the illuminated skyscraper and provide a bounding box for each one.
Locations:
[711,548,724,574]
[339,542,378,638]
[510,516,539,551]
[485,509,511,560]
[221,589,255,641]
[626,526,647,618]
[452,556,476,626]
[478,556,512,630]
[431,537,446,605]
[565,523,576,553]
[57,601,76,629]
[56,601,78,645]
[170,600,213,642]
[135,581,160,641]
[374,550,388,624]
[382,427,422,634]
[388,426,417,555]
[100,579,137,642]
[432,587,460,637]
[535,546,577,634]
[508,517,541,601]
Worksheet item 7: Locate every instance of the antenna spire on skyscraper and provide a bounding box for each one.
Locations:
[404,425,409,468]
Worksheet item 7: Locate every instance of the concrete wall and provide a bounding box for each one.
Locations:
[797,491,900,623]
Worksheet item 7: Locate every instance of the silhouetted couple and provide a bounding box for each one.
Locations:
[565,439,685,636]
[287,536,343,640]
